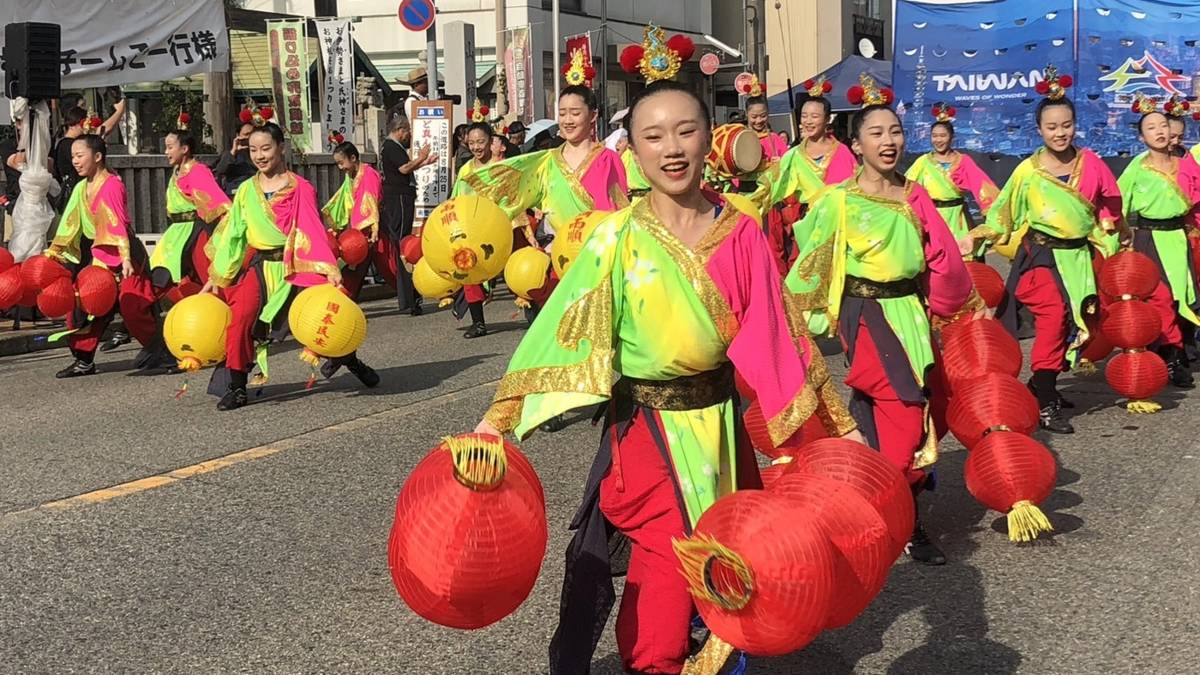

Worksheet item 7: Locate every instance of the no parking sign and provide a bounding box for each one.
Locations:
[398,0,436,32]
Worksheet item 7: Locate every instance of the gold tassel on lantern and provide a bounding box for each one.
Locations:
[911,405,939,469]
[1126,400,1162,414]
[1007,500,1053,543]
[681,635,736,675]
[1074,359,1098,376]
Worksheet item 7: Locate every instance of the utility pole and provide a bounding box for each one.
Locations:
[599,0,608,135]
[495,0,507,116]
[553,0,561,112]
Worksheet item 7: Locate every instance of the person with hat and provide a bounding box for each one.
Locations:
[506,120,527,149]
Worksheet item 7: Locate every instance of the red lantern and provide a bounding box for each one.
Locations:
[400,235,423,265]
[1105,349,1168,403]
[1079,329,1114,364]
[18,285,37,308]
[325,230,341,261]
[19,254,69,291]
[780,438,914,558]
[337,228,370,266]
[1099,250,1159,300]
[742,399,780,457]
[0,247,14,273]
[1100,299,1159,349]
[388,434,547,629]
[964,261,1006,309]
[963,431,1057,542]
[771,472,894,628]
[0,266,23,310]
[940,317,1022,384]
[75,266,118,316]
[758,456,794,489]
[945,372,1039,450]
[36,276,76,318]
[674,490,835,655]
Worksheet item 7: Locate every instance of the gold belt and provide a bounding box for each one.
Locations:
[614,363,734,411]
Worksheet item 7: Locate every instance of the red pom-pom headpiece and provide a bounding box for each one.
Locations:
[176,111,191,130]
[931,102,957,123]
[1037,64,1071,101]
[81,111,103,134]
[737,74,765,98]
[803,77,832,97]
[239,99,274,127]
[846,74,892,108]
[1164,94,1192,118]
[619,25,691,83]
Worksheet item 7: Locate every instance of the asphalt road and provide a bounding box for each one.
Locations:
[1,292,1198,674]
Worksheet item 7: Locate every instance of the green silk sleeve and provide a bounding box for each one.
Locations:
[321,175,353,231]
[207,182,251,287]
[975,162,1027,244]
[47,181,90,264]
[456,151,549,218]
[784,188,846,336]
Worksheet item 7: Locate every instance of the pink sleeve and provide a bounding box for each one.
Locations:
[582,149,628,211]
[1179,154,1200,229]
[707,213,854,443]
[178,163,233,222]
[910,183,972,318]
[951,155,1000,213]
[101,177,131,237]
[285,178,341,286]
[824,142,859,185]
[1085,150,1124,227]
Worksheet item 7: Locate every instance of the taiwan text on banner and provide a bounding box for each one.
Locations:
[268,19,311,152]
[0,0,229,89]
[413,101,454,223]
[315,18,355,151]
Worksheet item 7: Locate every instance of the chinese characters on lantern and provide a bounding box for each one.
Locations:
[413,101,454,223]
[313,301,342,350]
[267,19,311,151]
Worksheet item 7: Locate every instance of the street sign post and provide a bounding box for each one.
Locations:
[699,52,719,76]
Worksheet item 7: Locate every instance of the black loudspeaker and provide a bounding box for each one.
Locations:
[3,22,62,101]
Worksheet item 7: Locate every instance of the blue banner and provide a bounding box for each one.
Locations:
[893,0,1074,156]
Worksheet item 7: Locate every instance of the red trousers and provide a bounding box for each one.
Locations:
[1014,267,1071,372]
[224,269,268,373]
[844,317,940,484]
[342,236,400,300]
[463,283,488,304]
[599,410,692,674]
[1146,279,1183,348]
[68,265,158,356]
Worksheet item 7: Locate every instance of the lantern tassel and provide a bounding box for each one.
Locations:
[681,635,736,675]
[305,370,317,390]
[1074,359,1098,376]
[173,378,189,400]
[443,434,508,490]
[1007,500,1053,543]
[672,534,754,611]
[1126,399,1161,414]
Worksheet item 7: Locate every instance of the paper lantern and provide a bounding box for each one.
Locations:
[1099,250,1159,300]
[771,472,894,628]
[742,400,780,458]
[287,283,367,359]
[503,247,552,300]
[965,261,1006,308]
[945,372,1039,450]
[940,317,1022,384]
[673,490,835,655]
[163,293,232,371]
[326,230,341,261]
[781,438,914,558]
[0,247,13,273]
[413,257,462,301]
[400,234,423,265]
[0,266,22,310]
[421,195,513,285]
[1100,299,1159,350]
[758,456,794,489]
[551,210,609,278]
[963,431,1057,542]
[17,285,37,308]
[388,434,547,629]
[20,254,69,291]
[75,265,118,316]
[1106,349,1168,406]
[337,228,370,266]
[1079,329,1114,364]
[36,277,76,318]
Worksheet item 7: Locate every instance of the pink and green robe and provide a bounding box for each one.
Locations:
[621,147,650,197]
[150,160,231,284]
[50,173,138,268]
[905,151,999,256]
[321,163,381,239]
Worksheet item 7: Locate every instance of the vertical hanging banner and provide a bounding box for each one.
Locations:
[268,19,311,151]
[315,18,355,150]
[504,27,535,124]
[413,100,454,224]
[564,33,593,86]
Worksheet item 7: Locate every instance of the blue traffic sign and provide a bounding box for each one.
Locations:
[398,0,436,32]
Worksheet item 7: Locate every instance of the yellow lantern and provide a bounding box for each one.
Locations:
[287,284,367,360]
[551,210,609,278]
[413,257,462,301]
[163,293,232,372]
[504,247,552,300]
[421,195,513,285]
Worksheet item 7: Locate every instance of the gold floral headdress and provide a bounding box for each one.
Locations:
[803,76,832,98]
[1163,93,1191,118]
[81,110,104,134]
[1034,64,1072,101]
[176,111,191,130]
[618,25,695,84]
[846,73,894,108]
[931,102,957,123]
[470,99,490,123]
[736,74,764,98]
[238,99,275,127]
[562,48,596,87]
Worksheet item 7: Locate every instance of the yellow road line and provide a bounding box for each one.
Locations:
[7,379,497,519]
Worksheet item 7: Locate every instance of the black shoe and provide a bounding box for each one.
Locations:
[1028,378,1074,409]
[100,331,130,352]
[347,359,380,388]
[1167,354,1196,389]
[320,359,341,380]
[217,386,248,411]
[55,359,96,379]
[906,523,947,565]
[1038,401,1075,434]
[410,303,423,317]
[539,414,567,433]
[464,322,488,339]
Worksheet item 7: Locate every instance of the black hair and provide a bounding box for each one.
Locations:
[559,84,598,111]
[795,94,832,119]
[63,107,87,128]
[745,96,768,111]
[931,119,955,138]
[73,134,107,162]
[626,80,712,138]
[166,130,199,157]
[1035,97,1075,126]
[454,123,469,138]
[333,141,360,160]
[1137,111,1169,135]
[466,121,493,138]
[1169,116,1186,128]
[250,122,286,146]
[850,104,901,140]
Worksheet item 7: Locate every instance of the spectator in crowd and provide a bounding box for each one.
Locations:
[213,122,257,198]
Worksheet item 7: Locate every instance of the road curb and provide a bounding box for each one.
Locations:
[0,284,398,358]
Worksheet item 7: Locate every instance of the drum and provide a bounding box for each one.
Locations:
[708,124,764,178]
